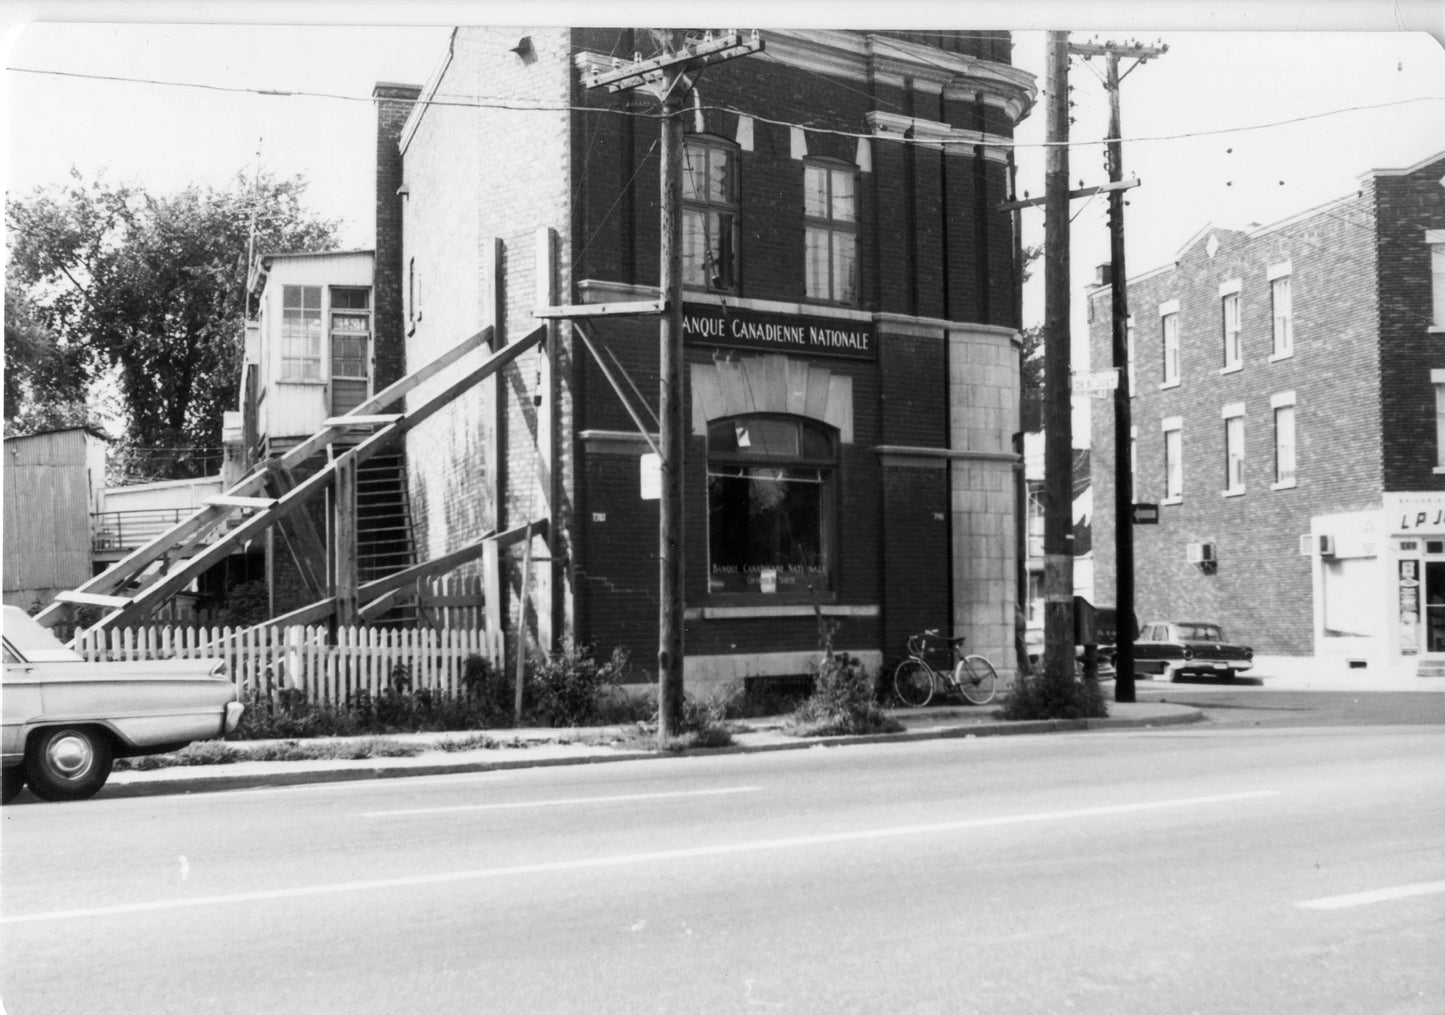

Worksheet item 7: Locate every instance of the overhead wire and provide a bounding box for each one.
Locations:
[10,64,1443,154]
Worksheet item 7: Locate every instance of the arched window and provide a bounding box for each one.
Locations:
[707,415,837,596]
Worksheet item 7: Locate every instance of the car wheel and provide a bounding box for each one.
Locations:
[25,727,114,802]
[0,766,25,804]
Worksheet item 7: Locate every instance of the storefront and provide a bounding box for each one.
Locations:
[1387,493,1445,664]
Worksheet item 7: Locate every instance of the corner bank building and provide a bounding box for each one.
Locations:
[378,29,1037,695]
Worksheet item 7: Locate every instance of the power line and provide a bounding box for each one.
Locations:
[11,64,1443,153]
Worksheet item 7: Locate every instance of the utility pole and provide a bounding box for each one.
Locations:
[1069,39,1166,704]
[1041,30,1074,694]
[585,30,762,738]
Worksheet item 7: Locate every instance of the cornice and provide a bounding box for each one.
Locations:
[865,111,1012,162]
[761,29,1036,126]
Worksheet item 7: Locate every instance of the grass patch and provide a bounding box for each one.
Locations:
[116,736,428,770]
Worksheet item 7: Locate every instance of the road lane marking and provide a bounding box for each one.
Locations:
[362,785,764,818]
[0,789,1278,926]
[1297,880,1445,910]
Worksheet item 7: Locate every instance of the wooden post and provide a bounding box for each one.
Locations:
[333,455,358,626]
[1104,52,1136,703]
[657,62,686,738]
[1042,31,1075,691]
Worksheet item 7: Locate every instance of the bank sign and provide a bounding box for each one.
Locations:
[682,303,875,360]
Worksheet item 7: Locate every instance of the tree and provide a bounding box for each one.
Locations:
[3,282,94,432]
[5,170,339,479]
[1017,243,1045,432]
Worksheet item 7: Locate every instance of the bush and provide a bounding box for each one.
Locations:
[1001,672,1109,721]
[785,613,902,738]
[525,641,629,727]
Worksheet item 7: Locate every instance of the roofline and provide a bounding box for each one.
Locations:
[1090,149,1445,293]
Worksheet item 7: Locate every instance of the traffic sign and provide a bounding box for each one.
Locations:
[1071,369,1119,396]
[1131,502,1159,524]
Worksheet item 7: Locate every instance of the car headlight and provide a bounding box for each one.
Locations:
[1182,647,1193,660]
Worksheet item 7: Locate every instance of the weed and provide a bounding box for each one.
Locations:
[784,611,902,737]
[525,641,630,727]
[1001,671,1109,721]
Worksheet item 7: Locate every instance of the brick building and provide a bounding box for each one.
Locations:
[1087,150,1445,679]
[385,28,1037,695]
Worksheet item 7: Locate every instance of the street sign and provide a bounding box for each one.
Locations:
[1071,369,1119,396]
[1131,502,1159,524]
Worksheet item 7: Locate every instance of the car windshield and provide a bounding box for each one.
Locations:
[1177,624,1223,641]
[1,607,84,662]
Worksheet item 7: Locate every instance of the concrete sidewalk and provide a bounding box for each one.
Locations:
[100,700,1202,800]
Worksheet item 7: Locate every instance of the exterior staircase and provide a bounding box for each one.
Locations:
[353,451,419,623]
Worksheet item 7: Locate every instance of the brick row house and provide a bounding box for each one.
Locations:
[1088,150,1445,679]
[380,28,1036,695]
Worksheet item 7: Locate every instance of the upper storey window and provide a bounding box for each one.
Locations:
[803,161,858,305]
[682,139,739,292]
[281,285,323,381]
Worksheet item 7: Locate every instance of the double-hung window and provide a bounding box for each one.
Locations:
[1160,302,1180,387]
[1434,370,1445,472]
[707,416,837,596]
[1269,262,1293,357]
[803,161,858,304]
[1271,391,1296,488]
[281,285,323,381]
[1220,281,1242,371]
[1429,233,1445,331]
[1162,416,1183,503]
[682,139,739,292]
[1222,403,1246,495]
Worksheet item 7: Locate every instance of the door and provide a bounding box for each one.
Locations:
[329,288,371,417]
[1425,560,1445,653]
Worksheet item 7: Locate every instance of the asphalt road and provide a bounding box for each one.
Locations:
[3,711,1442,1014]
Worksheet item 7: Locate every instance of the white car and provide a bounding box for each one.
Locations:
[2,606,243,802]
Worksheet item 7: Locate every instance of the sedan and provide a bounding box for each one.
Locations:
[1133,621,1254,681]
[2,606,243,803]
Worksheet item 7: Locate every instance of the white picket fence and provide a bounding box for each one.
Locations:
[74,624,504,706]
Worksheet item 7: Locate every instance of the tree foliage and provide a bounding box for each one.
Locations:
[5,170,339,479]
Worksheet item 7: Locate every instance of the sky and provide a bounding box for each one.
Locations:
[5,1,1445,417]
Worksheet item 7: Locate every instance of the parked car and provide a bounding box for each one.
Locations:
[2,606,243,803]
[1133,620,1254,681]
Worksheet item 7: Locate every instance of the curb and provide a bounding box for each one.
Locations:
[94,706,1204,801]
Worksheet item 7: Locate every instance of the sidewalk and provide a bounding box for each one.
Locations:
[101,700,1201,800]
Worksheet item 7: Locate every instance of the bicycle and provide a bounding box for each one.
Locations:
[893,629,999,707]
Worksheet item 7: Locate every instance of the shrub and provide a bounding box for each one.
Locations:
[785,648,901,737]
[525,641,629,727]
[1001,671,1109,721]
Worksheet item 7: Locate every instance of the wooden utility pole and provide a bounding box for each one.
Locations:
[1069,38,1166,704]
[1041,30,1075,692]
[584,31,762,738]
[657,60,687,734]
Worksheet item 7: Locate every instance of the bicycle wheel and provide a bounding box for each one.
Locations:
[955,656,998,705]
[893,659,935,708]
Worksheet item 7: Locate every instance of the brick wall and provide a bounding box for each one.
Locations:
[1376,153,1445,490]
[1089,188,1393,654]
[372,84,420,389]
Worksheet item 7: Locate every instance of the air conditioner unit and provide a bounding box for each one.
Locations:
[1186,542,1216,564]
[1298,534,1314,557]
[1318,534,1336,557]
